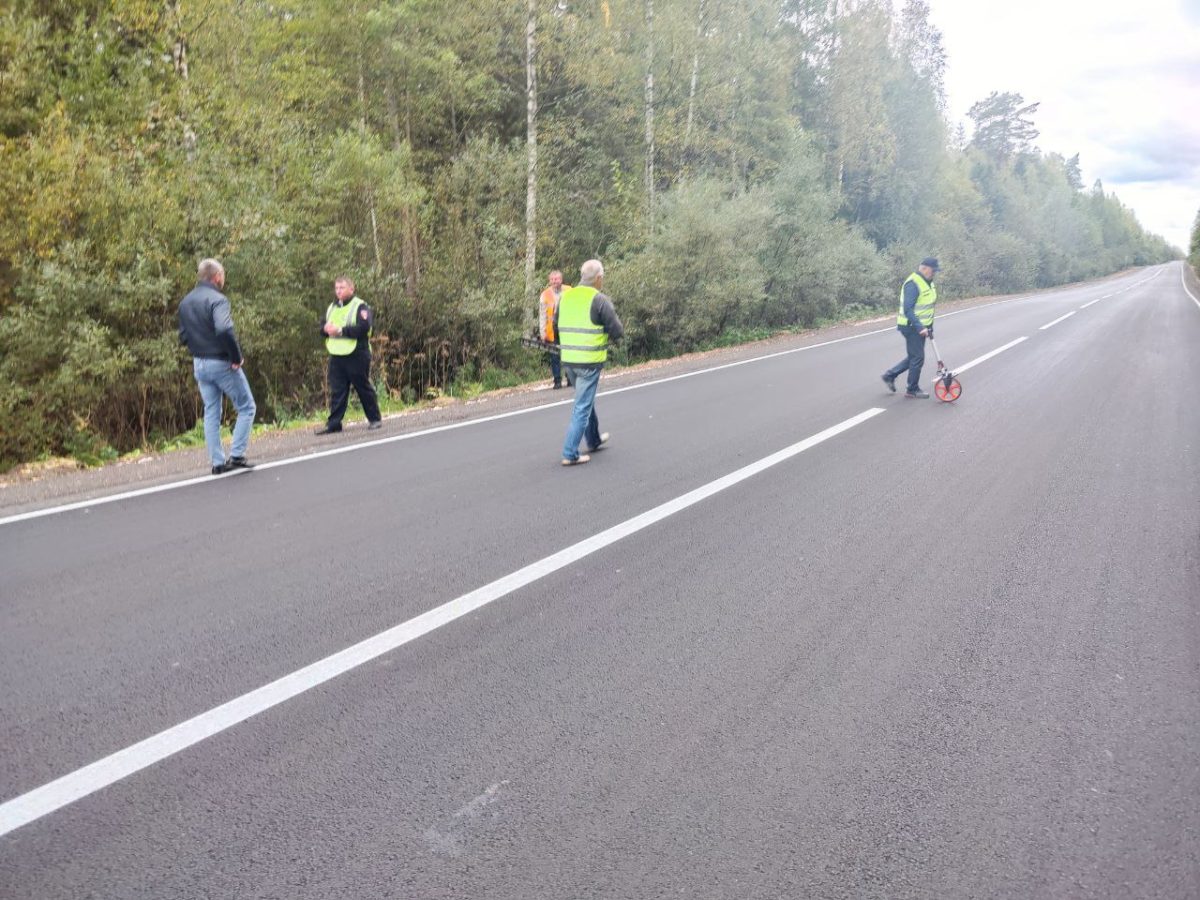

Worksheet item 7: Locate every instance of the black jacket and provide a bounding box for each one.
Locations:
[178,280,244,362]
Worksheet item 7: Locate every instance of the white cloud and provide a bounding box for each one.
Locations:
[921,0,1200,250]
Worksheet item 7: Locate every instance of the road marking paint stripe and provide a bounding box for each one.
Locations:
[2,268,1155,528]
[1039,311,1076,330]
[0,407,886,837]
[1080,297,1104,308]
[596,328,893,397]
[1181,264,1200,311]
[953,337,1028,375]
[0,325,906,527]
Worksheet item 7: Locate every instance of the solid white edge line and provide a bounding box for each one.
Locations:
[2,267,1162,528]
[1039,311,1077,331]
[1181,263,1200,311]
[0,407,886,838]
[1,328,905,527]
[953,337,1028,375]
[594,327,892,397]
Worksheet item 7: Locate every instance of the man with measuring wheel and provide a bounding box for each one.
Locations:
[316,276,382,434]
[882,257,940,399]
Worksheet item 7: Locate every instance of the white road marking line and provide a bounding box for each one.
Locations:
[0,325,902,527]
[1181,264,1200,311]
[1039,311,1076,331]
[2,269,1157,528]
[953,337,1028,375]
[1080,297,1104,308]
[0,407,886,838]
[596,328,892,397]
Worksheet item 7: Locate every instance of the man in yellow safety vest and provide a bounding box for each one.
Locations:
[316,276,383,434]
[882,257,940,399]
[555,258,624,466]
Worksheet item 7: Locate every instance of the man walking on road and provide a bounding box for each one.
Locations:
[556,259,623,466]
[178,258,257,475]
[539,269,569,389]
[882,257,940,399]
[316,276,382,434]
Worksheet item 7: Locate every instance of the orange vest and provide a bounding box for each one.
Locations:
[539,284,570,341]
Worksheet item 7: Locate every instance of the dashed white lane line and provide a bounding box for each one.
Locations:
[3,270,1159,529]
[1080,297,1104,308]
[1039,311,1077,330]
[953,337,1029,375]
[0,407,885,838]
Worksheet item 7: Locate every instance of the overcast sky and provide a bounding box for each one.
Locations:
[920,0,1200,251]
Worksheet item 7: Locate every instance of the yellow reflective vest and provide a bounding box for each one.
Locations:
[897,273,937,328]
[325,297,368,356]
[557,286,608,364]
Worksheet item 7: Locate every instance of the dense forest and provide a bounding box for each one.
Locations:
[0,0,1180,470]
[1191,210,1200,273]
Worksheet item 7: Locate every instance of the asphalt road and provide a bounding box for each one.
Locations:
[2,263,1198,899]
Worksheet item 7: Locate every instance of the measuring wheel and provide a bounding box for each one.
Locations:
[934,373,962,402]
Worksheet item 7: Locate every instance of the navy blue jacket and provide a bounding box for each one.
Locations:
[899,278,934,334]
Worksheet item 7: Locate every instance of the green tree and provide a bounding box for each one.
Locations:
[968,91,1040,162]
[0,0,1182,471]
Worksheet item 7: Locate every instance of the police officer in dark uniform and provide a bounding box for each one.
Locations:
[316,276,383,434]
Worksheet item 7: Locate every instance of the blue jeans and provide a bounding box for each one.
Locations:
[884,326,927,392]
[561,365,602,461]
[193,357,257,466]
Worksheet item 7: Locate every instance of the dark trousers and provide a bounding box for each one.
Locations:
[546,351,561,385]
[884,326,926,392]
[327,352,381,428]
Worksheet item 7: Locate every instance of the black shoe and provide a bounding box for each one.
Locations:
[367,421,382,431]
[228,456,254,470]
[211,461,232,475]
[315,425,342,435]
[905,389,930,399]
[881,374,896,393]
[553,380,563,390]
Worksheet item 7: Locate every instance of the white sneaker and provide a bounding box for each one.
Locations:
[588,433,610,452]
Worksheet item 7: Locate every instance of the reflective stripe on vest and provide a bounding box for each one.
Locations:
[557,285,607,364]
[897,273,937,327]
[325,297,367,356]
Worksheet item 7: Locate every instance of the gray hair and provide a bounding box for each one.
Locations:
[579,259,604,286]
[197,258,225,282]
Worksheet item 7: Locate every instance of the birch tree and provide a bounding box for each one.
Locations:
[525,0,539,312]
[644,0,656,225]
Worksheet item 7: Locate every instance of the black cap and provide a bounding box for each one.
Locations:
[920,257,940,271]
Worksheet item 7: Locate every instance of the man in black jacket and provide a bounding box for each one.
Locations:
[178,258,257,475]
[316,276,382,434]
